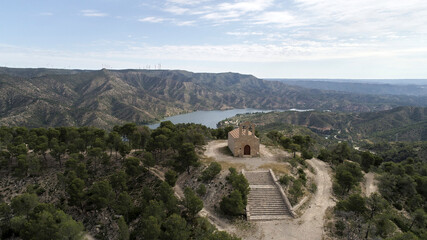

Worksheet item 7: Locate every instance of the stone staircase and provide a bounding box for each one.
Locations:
[243,170,294,220]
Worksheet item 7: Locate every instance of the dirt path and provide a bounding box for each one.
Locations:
[204,141,335,240]
[363,172,378,196]
[244,159,335,240]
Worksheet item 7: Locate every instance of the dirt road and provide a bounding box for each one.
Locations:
[244,159,335,240]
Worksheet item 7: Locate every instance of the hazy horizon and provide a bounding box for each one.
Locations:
[1,0,427,79]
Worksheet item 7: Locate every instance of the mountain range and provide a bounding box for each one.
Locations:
[1,67,426,129]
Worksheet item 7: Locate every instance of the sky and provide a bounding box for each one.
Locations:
[1,0,427,79]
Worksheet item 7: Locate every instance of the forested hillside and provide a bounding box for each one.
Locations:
[0,123,240,239]
[1,67,426,129]
[219,106,427,142]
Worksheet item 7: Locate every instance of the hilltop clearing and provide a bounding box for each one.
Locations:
[197,140,334,240]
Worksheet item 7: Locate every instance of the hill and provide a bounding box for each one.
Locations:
[218,106,427,142]
[1,67,426,129]
[268,79,427,96]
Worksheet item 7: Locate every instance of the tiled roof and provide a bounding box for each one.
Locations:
[229,128,254,138]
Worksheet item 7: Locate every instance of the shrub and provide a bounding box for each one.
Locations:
[196,184,207,196]
[301,150,313,159]
[279,175,293,186]
[201,162,222,182]
[165,170,178,187]
[220,190,245,216]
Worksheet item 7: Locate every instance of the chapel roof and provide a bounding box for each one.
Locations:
[228,128,254,138]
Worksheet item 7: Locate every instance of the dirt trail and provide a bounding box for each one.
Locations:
[245,159,335,240]
[363,172,378,196]
[204,141,335,239]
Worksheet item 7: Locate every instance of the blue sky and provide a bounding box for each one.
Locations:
[1,0,427,79]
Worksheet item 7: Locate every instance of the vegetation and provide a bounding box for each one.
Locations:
[219,106,427,143]
[1,67,425,129]
[0,122,240,239]
[220,168,250,216]
[317,139,427,239]
[200,162,222,182]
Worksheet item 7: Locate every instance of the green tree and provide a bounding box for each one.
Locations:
[124,157,143,177]
[50,140,66,167]
[144,200,166,222]
[157,182,178,214]
[110,170,128,195]
[165,169,178,187]
[289,143,300,158]
[220,190,245,216]
[161,213,190,240]
[67,178,86,209]
[27,154,41,176]
[176,142,198,174]
[117,216,130,240]
[183,187,203,218]
[201,162,222,182]
[289,179,304,204]
[21,204,84,240]
[107,131,122,158]
[88,147,103,171]
[88,180,114,209]
[11,193,39,218]
[114,192,133,222]
[138,216,161,240]
[226,168,250,204]
[409,208,427,231]
[365,193,388,239]
[197,184,207,196]
[142,151,156,168]
[335,161,363,194]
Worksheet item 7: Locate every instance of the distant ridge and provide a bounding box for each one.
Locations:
[267,79,427,96]
[0,67,426,129]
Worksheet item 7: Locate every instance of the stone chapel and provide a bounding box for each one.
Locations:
[227,121,260,157]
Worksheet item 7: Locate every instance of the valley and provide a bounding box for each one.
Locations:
[1,67,426,129]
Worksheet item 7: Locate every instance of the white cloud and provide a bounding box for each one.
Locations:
[164,6,189,15]
[138,17,166,23]
[254,11,299,26]
[81,10,108,17]
[218,0,274,13]
[227,31,264,36]
[174,20,196,26]
[167,0,211,5]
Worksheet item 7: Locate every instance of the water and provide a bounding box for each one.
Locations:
[147,108,313,129]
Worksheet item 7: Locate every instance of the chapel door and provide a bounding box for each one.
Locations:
[244,145,251,155]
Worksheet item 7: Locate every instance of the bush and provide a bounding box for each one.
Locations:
[220,190,245,216]
[302,150,313,159]
[196,184,206,196]
[165,170,178,187]
[279,175,293,186]
[201,162,222,182]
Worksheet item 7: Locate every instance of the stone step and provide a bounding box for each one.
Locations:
[244,171,275,185]
[244,170,294,220]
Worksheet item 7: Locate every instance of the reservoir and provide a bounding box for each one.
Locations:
[147,109,280,129]
[147,108,313,129]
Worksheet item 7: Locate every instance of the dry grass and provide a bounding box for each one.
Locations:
[258,162,290,175]
[217,161,247,171]
[200,156,216,164]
